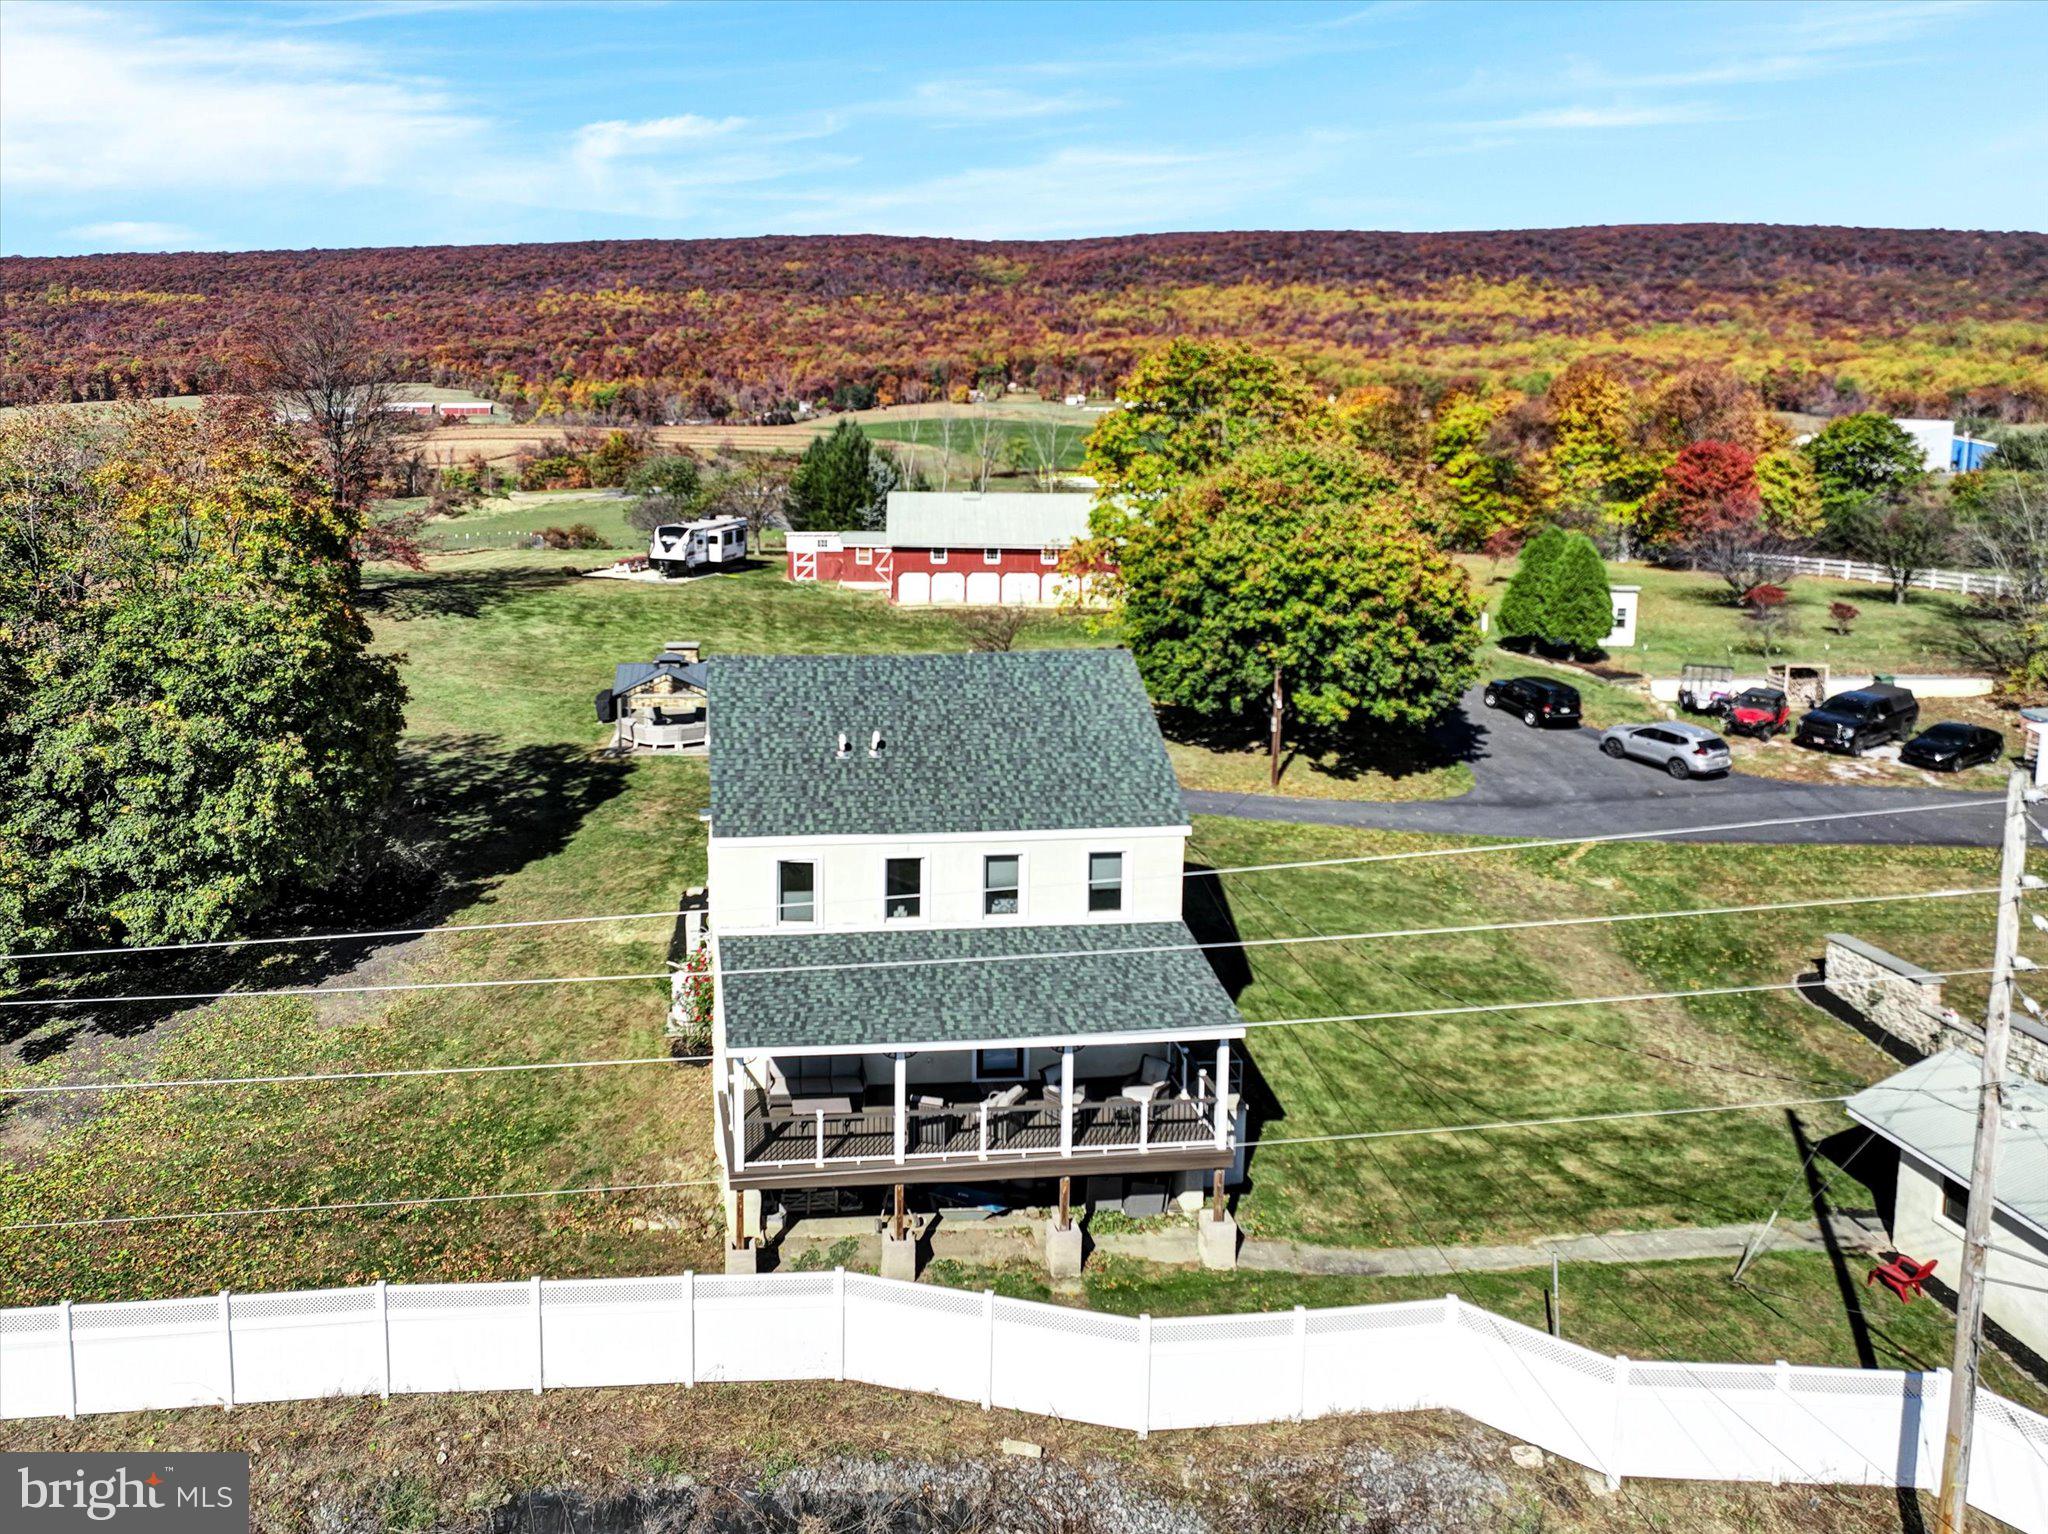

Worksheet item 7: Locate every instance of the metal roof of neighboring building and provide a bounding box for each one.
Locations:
[884,491,1094,548]
[718,921,1244,1052]
[611,659,708,698]
[1844,1051,2048,1240]
[706,650,1184,839]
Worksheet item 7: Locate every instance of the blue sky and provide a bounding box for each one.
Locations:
[2,0,2042,256]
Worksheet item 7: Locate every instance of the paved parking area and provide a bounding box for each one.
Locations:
[1183,686,2003,847]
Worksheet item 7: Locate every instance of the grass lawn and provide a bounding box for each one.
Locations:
[1467,556,1982,678]
[1185,813,1992,1249]
[419,490,644,551]
[0,548,2002,1412]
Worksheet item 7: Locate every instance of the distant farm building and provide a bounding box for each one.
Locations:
[785,492,1104,607]
[1892,418,2000,473]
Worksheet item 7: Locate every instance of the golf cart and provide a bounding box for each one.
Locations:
[1724,686,1791,739]
[1678,662,1737,716]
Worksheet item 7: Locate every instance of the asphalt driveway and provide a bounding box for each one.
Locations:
[1182,686,2004,847]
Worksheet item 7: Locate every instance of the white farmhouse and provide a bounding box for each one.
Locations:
[699,650,1247,1257]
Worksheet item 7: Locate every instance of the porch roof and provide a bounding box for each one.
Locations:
[718,920,1243,1052]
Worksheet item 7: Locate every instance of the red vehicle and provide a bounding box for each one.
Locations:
[1725,686,1791,739]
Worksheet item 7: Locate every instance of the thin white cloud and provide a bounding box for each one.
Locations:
[0,4,486,192]
[1473,103,1733,132]
[61,220,211,251]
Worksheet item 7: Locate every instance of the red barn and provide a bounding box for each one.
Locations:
[785,492,1103,606]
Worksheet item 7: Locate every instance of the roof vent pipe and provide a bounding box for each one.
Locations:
[869,730,886,758]
[835,731,851,760]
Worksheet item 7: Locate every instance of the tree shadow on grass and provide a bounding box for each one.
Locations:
[0,737,632,1086]
[362,564,587,622]
[1161,704,1484,789]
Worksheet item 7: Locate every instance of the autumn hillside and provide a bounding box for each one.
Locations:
[4,225,2045,419]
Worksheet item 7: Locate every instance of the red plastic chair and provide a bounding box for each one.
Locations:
[1868,1254,1937,1303]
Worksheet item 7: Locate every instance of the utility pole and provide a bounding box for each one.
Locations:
[1936,769,2031,1534]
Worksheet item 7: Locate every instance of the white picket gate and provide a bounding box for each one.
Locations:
[3,1273,2045,1531]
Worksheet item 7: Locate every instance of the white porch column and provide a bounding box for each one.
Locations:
[1059,1046,1075,1156]
[893,1051,908,1164]
[1212,1040,1230,1149]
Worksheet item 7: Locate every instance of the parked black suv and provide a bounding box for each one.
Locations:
[1793,684,1920,755]
[1900,721,2004,773]
[1483,676,1582,728]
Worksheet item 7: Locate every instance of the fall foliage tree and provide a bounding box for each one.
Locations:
[1425,392,1528,547]
[1106,443,1479,784]
[1643,440,1760,549]
[1536,362,1664,553]
[1082,339,1329,500]
[0,402,405,953]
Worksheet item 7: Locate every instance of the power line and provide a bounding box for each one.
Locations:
[0,967,1996,1098]
[2,886,1994,1010]
[0,1083,1979,1234]
[0,794,2000,966]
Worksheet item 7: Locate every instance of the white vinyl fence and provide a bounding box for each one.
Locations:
[3,1273,2045,1532]
[1755,553,2014,599]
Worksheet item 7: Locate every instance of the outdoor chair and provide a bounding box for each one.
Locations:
[1867,1253,1937,1303]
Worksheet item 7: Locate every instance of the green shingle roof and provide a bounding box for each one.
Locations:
[718,921,1244,1051]
[707,650,1185,839]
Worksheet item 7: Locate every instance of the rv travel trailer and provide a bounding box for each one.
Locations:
[649,516,749,576]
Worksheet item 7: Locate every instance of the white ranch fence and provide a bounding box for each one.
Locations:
[1755,553,2014,599]
[3,1273,2045,1531]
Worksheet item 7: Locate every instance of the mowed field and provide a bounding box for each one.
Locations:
[0,546,1997,1395]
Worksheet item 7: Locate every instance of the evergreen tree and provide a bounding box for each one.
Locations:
[789,420,894,531]
[1545,532,1615,655]
[1495,525,1565,643]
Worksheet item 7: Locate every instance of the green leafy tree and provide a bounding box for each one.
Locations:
[1082,339,1330,500]
[1803,414,1925,537]
[1536,362,1664,554]
[1495,525,1566,644]
[0,402,405,953]
[1426,393,1527,548]
[624,453,703,533]
[789,419,894,531]
[1545,532,1616,655]
[1754,448,1824,539]
[1109,443,1480,785]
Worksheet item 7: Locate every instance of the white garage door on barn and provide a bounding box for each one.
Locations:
[931,572,967,604]
[896,572,930,605]
[965,571,1001,605]
[1001,572,1039,605]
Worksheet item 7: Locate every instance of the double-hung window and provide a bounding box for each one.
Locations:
[855,545,874,566]
[1041,546,1059,566]
[983,548,1002,566]
[931,548,950,565]
[983,854,1021,916]
[884,858,923,920]
[1087,852,1124,913]
[776,861,816,924]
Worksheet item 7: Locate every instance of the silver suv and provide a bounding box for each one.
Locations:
[1599,721,1733,779]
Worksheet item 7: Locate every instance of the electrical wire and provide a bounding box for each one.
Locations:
[1,886,1995,1010]
[0,794,2000,965]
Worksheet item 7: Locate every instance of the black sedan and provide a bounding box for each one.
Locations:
[1900,721,2004,773]
[1482,676,1582,728]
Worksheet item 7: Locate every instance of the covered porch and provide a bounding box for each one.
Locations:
[718,1037,1237,1188]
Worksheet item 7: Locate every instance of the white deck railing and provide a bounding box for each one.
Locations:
[2,1273,2043,1529]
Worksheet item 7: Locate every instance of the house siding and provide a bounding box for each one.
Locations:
[1893,1149,2048,1357]
[708,827,1187,935]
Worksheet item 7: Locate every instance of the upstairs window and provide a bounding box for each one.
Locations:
[776,861,816,924]
[854,545,874,565]
[983,854,1021,916]
[930,549,949,564]
[1041,547,1059,566]
[1942,1177,1969,1227]
[884,858,923,920]
[1088,852,1124,913]
[983,548,1002,565]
